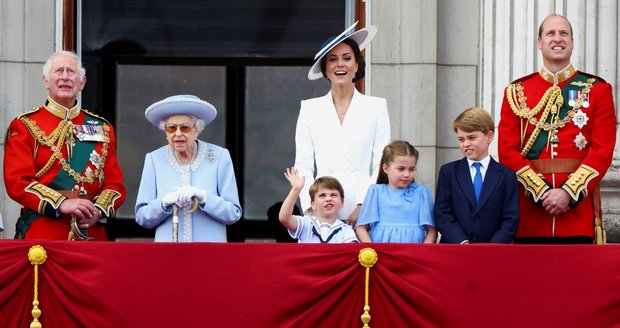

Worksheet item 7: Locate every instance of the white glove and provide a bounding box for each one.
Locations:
[161,190,181,208]
[178,186,207,205]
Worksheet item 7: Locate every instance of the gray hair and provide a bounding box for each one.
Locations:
[158,115,206,134]
[42,51,86,80]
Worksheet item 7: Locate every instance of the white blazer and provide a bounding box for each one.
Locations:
[294,89,391,220]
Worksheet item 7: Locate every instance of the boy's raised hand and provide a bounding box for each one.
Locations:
[284,167,305,190]
[280,167,306,232]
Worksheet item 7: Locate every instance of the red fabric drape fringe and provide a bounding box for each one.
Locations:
[1,241,619,328]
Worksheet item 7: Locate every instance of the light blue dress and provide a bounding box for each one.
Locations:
[135,140,242,242]
[357,182,435,243]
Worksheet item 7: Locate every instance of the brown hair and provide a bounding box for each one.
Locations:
[320,38,366,83]
[376,140,419,184]
[538,14,573,39]
[309,176,344,200]
[452,107,495,134]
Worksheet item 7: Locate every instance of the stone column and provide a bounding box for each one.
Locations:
[0,0,55,238]
[480,0,620,241]
[602,150,620,242]
[370,0,440,191]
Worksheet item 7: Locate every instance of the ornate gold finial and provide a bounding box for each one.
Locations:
[28,245,47,328]
[28,245,47,265]
[358,247,378,268]
[358,248,378,327]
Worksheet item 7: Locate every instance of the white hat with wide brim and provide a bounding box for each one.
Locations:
[308,21,378,80]
[145,95,217,126]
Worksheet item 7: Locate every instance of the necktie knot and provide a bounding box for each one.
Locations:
[473,162,483,203]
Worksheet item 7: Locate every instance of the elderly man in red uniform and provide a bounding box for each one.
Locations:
[498,14,617,244]
[4,51,126,240]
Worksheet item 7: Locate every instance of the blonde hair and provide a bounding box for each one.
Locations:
[453,107,495,134]
[376,140,419,184]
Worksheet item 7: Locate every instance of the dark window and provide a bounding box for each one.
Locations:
[82,0,345,58]
[81,0,343,241]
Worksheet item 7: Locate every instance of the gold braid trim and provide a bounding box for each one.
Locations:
[20,117,71,178]
[561,164,599,202]
[506,83,564,156]
[94,189,122,217]
[506,83,559,119]
[19,116,110,185]
[25,182,67,213]
[82,109,112,125]
[516,166,550,202]
[507,78,595,157]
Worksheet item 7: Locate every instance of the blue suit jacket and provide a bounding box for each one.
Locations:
[434,157,519,243]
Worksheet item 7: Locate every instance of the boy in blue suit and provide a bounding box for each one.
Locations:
[435,108,519,243]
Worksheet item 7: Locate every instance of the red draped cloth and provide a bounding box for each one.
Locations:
[1,241,619,328]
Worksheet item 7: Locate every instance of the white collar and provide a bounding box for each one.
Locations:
[467,154,491,168]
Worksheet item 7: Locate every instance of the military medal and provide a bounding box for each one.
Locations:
[574,132,588,151]
[582,94,590,108]
[572,109,589,129]
[75,124,106,142]
[568,90,579,107]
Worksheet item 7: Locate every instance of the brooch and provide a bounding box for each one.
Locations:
[571,109,589,129]
[573,132,588,151]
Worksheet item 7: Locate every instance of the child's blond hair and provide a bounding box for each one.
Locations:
[452,107,495,134]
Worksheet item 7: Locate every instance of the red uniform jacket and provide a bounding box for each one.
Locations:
[498,66,616,238]
[4,98,126,240]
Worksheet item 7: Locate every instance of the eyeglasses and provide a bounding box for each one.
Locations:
[165,124,195,133]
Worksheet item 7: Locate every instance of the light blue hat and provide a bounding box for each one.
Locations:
[145,95,217,126]
[308,21,378,80]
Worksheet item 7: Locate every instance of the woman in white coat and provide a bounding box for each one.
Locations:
[294,22,391,226]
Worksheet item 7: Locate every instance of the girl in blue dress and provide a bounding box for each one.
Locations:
[356,140,437,243]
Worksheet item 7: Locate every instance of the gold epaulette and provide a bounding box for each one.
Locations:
[25,182,67,214]
[578,71,606,83]
[15,107,41,119]
[82,109,111,125]
[516,166,550,202]
[509,72,538,84]
[94,189,122,217]
[562,164,599,202]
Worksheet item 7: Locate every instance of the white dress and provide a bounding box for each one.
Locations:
[294,89,391,220]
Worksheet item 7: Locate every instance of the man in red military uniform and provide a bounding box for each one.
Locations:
[498,14,617,244]
[4,50,126,240]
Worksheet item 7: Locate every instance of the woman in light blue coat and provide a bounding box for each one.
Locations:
[135,95,242,242]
